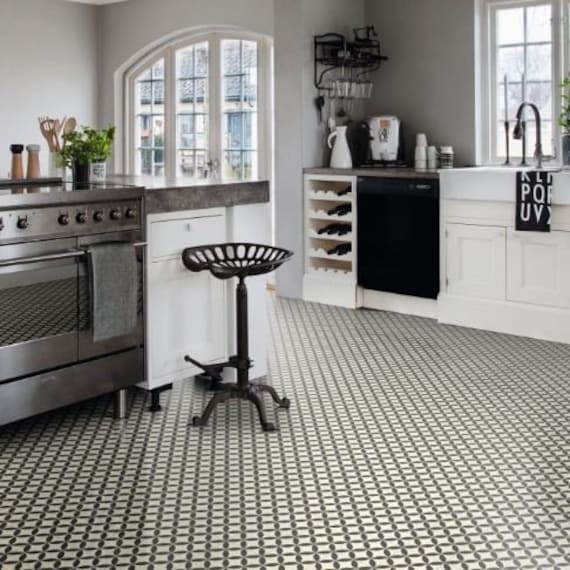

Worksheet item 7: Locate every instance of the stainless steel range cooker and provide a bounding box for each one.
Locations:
[0,182,146,426]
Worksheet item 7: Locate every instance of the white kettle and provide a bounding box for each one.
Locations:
[327,126,352,169]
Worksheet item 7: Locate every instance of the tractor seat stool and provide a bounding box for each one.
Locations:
[181,243,294,432]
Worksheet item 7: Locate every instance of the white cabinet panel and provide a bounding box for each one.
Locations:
[146,212,227,389]
[150,214,225,260]
[148,259,226,382]
[446,224,506,300]
[507,229,570,308]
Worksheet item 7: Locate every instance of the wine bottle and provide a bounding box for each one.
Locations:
[327,243,352,256]
[327,203,352,217]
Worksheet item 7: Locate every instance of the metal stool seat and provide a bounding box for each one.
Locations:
[182,243,293,432]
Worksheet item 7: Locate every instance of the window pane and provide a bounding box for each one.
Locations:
[242,151,257,181]
[176,42,209,178]
[527,44,551,81]
[134,58,165,177]
[527,4,551,43]
[527,81,552,117]
[221,39,259,181]
[497,46,524,78]
[498,7,524,45]
[223,151,242,180]
[497,81,523,121]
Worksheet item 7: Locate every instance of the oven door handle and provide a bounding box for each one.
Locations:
[0,242,147,268]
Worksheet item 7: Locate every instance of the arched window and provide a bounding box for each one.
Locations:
[125,31,271,180]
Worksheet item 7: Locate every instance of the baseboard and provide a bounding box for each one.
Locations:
[362,289,438,319]
[439,294,570,344]
[303,275,358,309]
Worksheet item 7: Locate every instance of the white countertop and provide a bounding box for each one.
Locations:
[440,167,570,205]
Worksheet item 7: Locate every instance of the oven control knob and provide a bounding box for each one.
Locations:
[125,208,136,219]
[0,217,4,231]
[110,209,122,221]
[58,213,70,226]
[17,216,29,230]
[76,212,87,224]
[93,211,104,223]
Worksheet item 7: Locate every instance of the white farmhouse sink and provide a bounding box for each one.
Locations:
[440,167,570,205]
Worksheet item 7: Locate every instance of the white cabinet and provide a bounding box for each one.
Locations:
[445,223,506,300]
[303,174,359,308]
[507,229,570,309]
[144,210,227,390]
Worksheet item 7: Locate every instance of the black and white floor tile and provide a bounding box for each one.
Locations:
[0,298,569,569]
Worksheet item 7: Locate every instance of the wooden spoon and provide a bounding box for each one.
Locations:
[62,117,77,148]
[38,117,56,152]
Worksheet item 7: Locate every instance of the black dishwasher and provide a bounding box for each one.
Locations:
[357,176,439,299]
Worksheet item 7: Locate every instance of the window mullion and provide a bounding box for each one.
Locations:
[165,47,177,178]
[210,37,221,177]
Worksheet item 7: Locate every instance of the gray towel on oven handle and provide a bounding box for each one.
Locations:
[87,242,138,343]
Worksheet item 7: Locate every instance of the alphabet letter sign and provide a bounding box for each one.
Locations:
[516,171,552,232]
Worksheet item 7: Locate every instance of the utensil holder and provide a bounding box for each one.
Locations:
[48,152,64,179]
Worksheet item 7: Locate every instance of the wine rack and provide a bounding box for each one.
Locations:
[303,174,360,307]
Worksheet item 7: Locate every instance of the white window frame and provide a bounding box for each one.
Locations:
[478,0,565,164]
[124,30,272,180]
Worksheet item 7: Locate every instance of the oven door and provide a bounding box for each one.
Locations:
[0,238,79,382]
[77,231,144,360]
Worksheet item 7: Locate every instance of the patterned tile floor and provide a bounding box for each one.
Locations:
[0,298,569,569]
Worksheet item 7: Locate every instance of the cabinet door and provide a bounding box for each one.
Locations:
[446,224,506,300]
[147,214,227,385]
[148,259,226,382]
[507,229,570,308]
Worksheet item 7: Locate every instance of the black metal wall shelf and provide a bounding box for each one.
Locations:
[314,27,388,91]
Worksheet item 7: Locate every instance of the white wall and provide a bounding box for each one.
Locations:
[274,0,365,299]
[0,0,98,177]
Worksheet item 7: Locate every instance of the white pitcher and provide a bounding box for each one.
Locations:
[327,126,352,169]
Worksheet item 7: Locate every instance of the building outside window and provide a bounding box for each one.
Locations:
[127,32,270,181]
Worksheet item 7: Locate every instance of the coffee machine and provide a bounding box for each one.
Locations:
[368,116,402,162]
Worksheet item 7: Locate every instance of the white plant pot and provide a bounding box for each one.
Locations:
[90,161,107,182]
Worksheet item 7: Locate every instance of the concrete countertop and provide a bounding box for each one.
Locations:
[105,175,270,214]
[304,167,440,180]
[0,176,269,212]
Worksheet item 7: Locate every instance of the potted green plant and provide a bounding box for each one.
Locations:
[85,126,115,181]
[59,126,115,186]
[558,75,570,167]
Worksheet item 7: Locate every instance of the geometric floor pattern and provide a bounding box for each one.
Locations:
[0,297,569,569]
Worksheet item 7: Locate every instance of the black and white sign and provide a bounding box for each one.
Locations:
[516,171,552,232]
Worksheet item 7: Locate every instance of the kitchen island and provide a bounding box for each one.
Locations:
[439,168,570,344]
[105,176,272,397]
[0,176,271,423]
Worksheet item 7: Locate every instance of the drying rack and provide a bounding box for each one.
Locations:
[313,26,388,91]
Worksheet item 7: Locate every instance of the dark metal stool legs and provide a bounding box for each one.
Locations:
[187,276,289,433]
[182,243,293,433]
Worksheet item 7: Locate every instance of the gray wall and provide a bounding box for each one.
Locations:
[0,0,98,177]
[274,0,365,298]
[364,0,477,167]
[97,0,274,138]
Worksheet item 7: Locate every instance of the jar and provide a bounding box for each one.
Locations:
[439,146,454,169]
